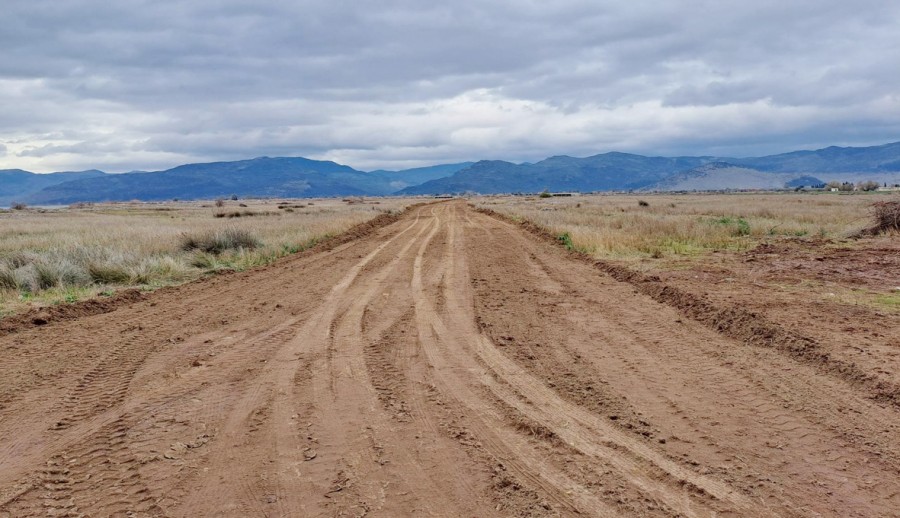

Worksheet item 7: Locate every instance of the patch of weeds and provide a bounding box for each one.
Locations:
[24,285,96,308]
[281,243,303,255]
[874,293,900,309]
[281,233,334,256]
[711,216,751,236]
[557,232,576,250]
[661,239,704,256]
[555,232,592,254]
[767,226,809,237]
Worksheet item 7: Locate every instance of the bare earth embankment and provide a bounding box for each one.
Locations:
[1,200,898,517]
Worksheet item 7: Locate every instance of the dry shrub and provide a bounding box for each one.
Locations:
[88,263,132,284]
[33,259,90,289]
[180,228,261,254]
[871,200,900,234]
[214,210,278,218]
[0,266,16,290]
[13,265,39,293]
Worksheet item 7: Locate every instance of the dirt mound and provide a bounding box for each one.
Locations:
[0,289,146,337]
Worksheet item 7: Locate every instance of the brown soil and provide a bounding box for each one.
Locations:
[646,237,900,399]
[0,289,147,337]
[1,201,898,517]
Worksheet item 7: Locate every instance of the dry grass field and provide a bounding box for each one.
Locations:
[0,197,412,315]
[474,192,887,259]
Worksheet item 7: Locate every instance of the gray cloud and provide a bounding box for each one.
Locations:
[1,0,899,172]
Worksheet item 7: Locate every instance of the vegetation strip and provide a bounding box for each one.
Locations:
[473,204,900,408]
[0,202,431,336]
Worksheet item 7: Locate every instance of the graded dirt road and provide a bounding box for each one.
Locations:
[1,201,898,517]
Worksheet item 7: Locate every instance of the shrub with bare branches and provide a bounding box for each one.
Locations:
[870,200,900,234]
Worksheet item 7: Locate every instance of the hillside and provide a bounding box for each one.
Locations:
[402,142,900,195]
[645,163,824,191]
[18,159,472,204]
[732,141,900,172]
[367,162,474,191]
[5,141,900,203]
[0,169,106,205]
[400,153,711,194]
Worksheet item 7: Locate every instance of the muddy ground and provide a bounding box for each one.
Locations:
[0,200,898,517]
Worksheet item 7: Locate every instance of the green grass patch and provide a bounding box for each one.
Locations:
[874,293,900,309]
[710,216,751,236]
[557,232,576,250]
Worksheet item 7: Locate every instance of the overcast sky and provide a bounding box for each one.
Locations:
[2,0,899,173]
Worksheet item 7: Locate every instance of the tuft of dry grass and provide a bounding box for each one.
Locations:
[180,227,261,254]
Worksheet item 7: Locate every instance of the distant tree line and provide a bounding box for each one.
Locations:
[826,180,881,191]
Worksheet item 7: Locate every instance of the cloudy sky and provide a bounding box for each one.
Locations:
[2,0,899,173]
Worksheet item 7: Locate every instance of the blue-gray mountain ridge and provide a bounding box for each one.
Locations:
[2,141,899,204]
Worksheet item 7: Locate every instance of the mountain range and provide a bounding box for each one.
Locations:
[3,142,900,205]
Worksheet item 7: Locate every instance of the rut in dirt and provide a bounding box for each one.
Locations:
[0,200,898,517]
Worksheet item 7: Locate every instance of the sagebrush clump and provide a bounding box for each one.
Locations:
[180,228,261,254]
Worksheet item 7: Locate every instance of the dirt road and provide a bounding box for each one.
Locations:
[1,201,898,517]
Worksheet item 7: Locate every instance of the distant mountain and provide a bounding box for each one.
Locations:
[399,153,712,194]
[401,142,900,195]
[645,163,824,191]
[22,158,385,204]
[0,169,107,205]
[5,141,900,203]
[730,141,900,172]
[11,159,471,204]
[368,162,474,191]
